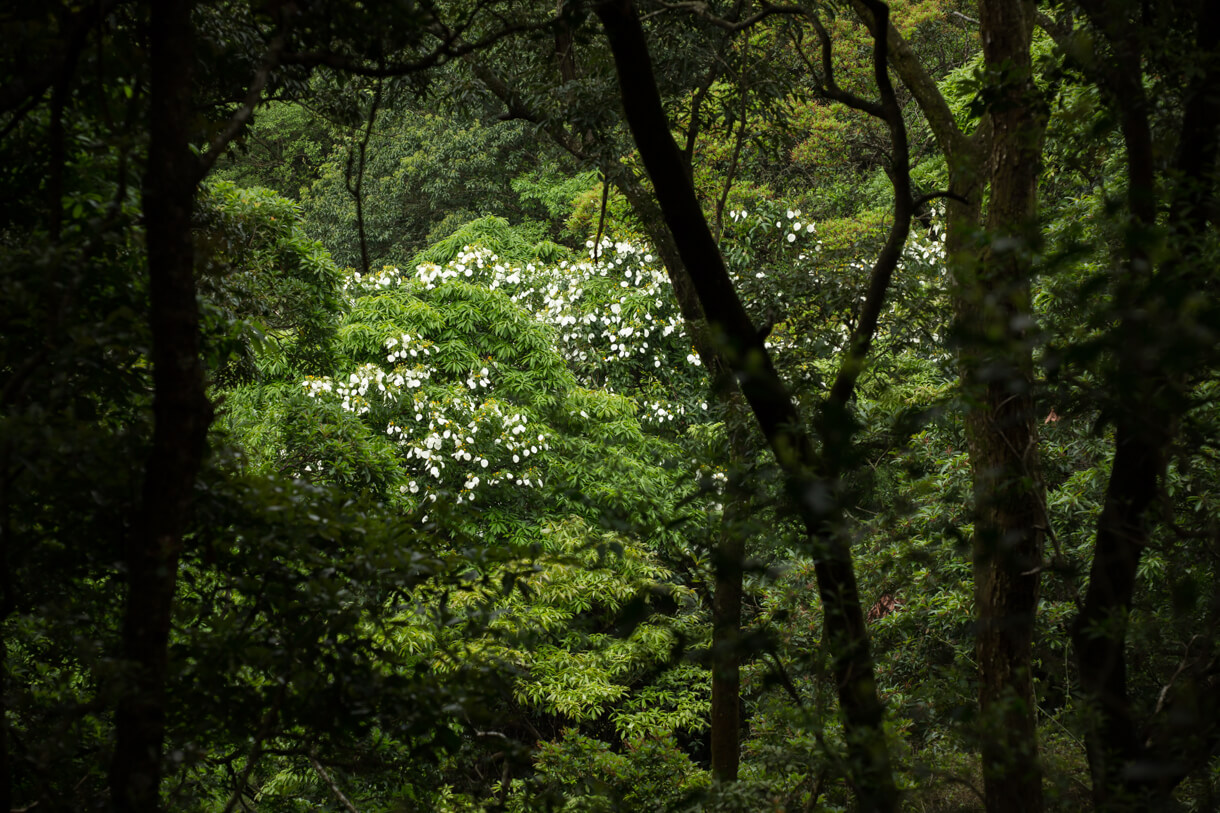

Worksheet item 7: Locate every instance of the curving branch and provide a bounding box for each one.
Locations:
[195,31,288,182]
[824,0,912,414]
[642,0,805,32]
[279,13,555,78]
[344,78,383,275]
[795,13,883,118]
[847,0,975,160]
[309,755,361,813]
[913,189,968,211]
[595,1,916,808]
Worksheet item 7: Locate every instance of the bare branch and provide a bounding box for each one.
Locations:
[644,1,804,31]
[279,15,554,78]
[848,0,974,160]
[797,13,884,117]
[344,78,383,275]
[195,32,288,182]
[309,755,361,813]
[825,0,913,410]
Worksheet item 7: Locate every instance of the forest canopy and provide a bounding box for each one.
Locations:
[1,0,1218,811]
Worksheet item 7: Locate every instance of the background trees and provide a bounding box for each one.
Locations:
[2,0,1218,810]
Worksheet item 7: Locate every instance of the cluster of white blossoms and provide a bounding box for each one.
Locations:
[386,333,436,364]
[338,246,701,391]
[728,207,818,245]
[392,403,550,505]
[469,240,697,382]
[345,243,709,434]
[723,203,949,351]
[302,363,424,415]
[638,399,709,428]
[342,265,403,296]
[310,212,956,511]
[302,309,552,505]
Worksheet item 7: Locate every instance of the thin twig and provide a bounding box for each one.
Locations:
[309,755,361,813]
[220,684,286,813]
[593,172,610,264]
[345,78,383,275]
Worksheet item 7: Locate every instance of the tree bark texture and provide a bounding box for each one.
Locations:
[710,502,745,782]
[595,2,908,809]
[709,418,754,782]
[1070,4,1220,806]
[850,4,1048,808]
[962,3,1048,810]
[109,0,212,809]
[618,173,759,783]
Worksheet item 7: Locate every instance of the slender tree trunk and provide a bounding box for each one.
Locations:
[853,3,1047,806]
[109,1,211,809]
[710,418,752,782]
[710,514,744,782]
[620,172,750,782]
[0,629,8,813]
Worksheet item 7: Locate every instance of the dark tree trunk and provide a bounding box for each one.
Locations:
[853,3,1047,808]
[109,0,211,809]
[1069,4,1220,806]
[0,628,8,813]
[621,172,750,782]
[709,419,752,782]
[943,4,1048,810]
[594,2,909,808]
[710,511,744,782]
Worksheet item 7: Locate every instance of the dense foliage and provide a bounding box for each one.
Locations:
[2,1,1217,811]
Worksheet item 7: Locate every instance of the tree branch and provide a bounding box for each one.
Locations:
[309,755,361,813]
[279,15,554,78]
[195,31,288,182]
[644,1,804,32]
[594,2,903,808]
[848,0,971,159]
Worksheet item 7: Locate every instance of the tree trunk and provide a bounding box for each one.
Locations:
[857,3,1047,806]
[710,508,744,782]
[961,3,1047,810]
[620,173,750,782]
[109,0,212,809]
[709,418,753,782]
[1069,5,1220,805]
[595,3,903,808]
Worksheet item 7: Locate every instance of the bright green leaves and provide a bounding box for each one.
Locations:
[196,181,345,383]
[389,516,707,733]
